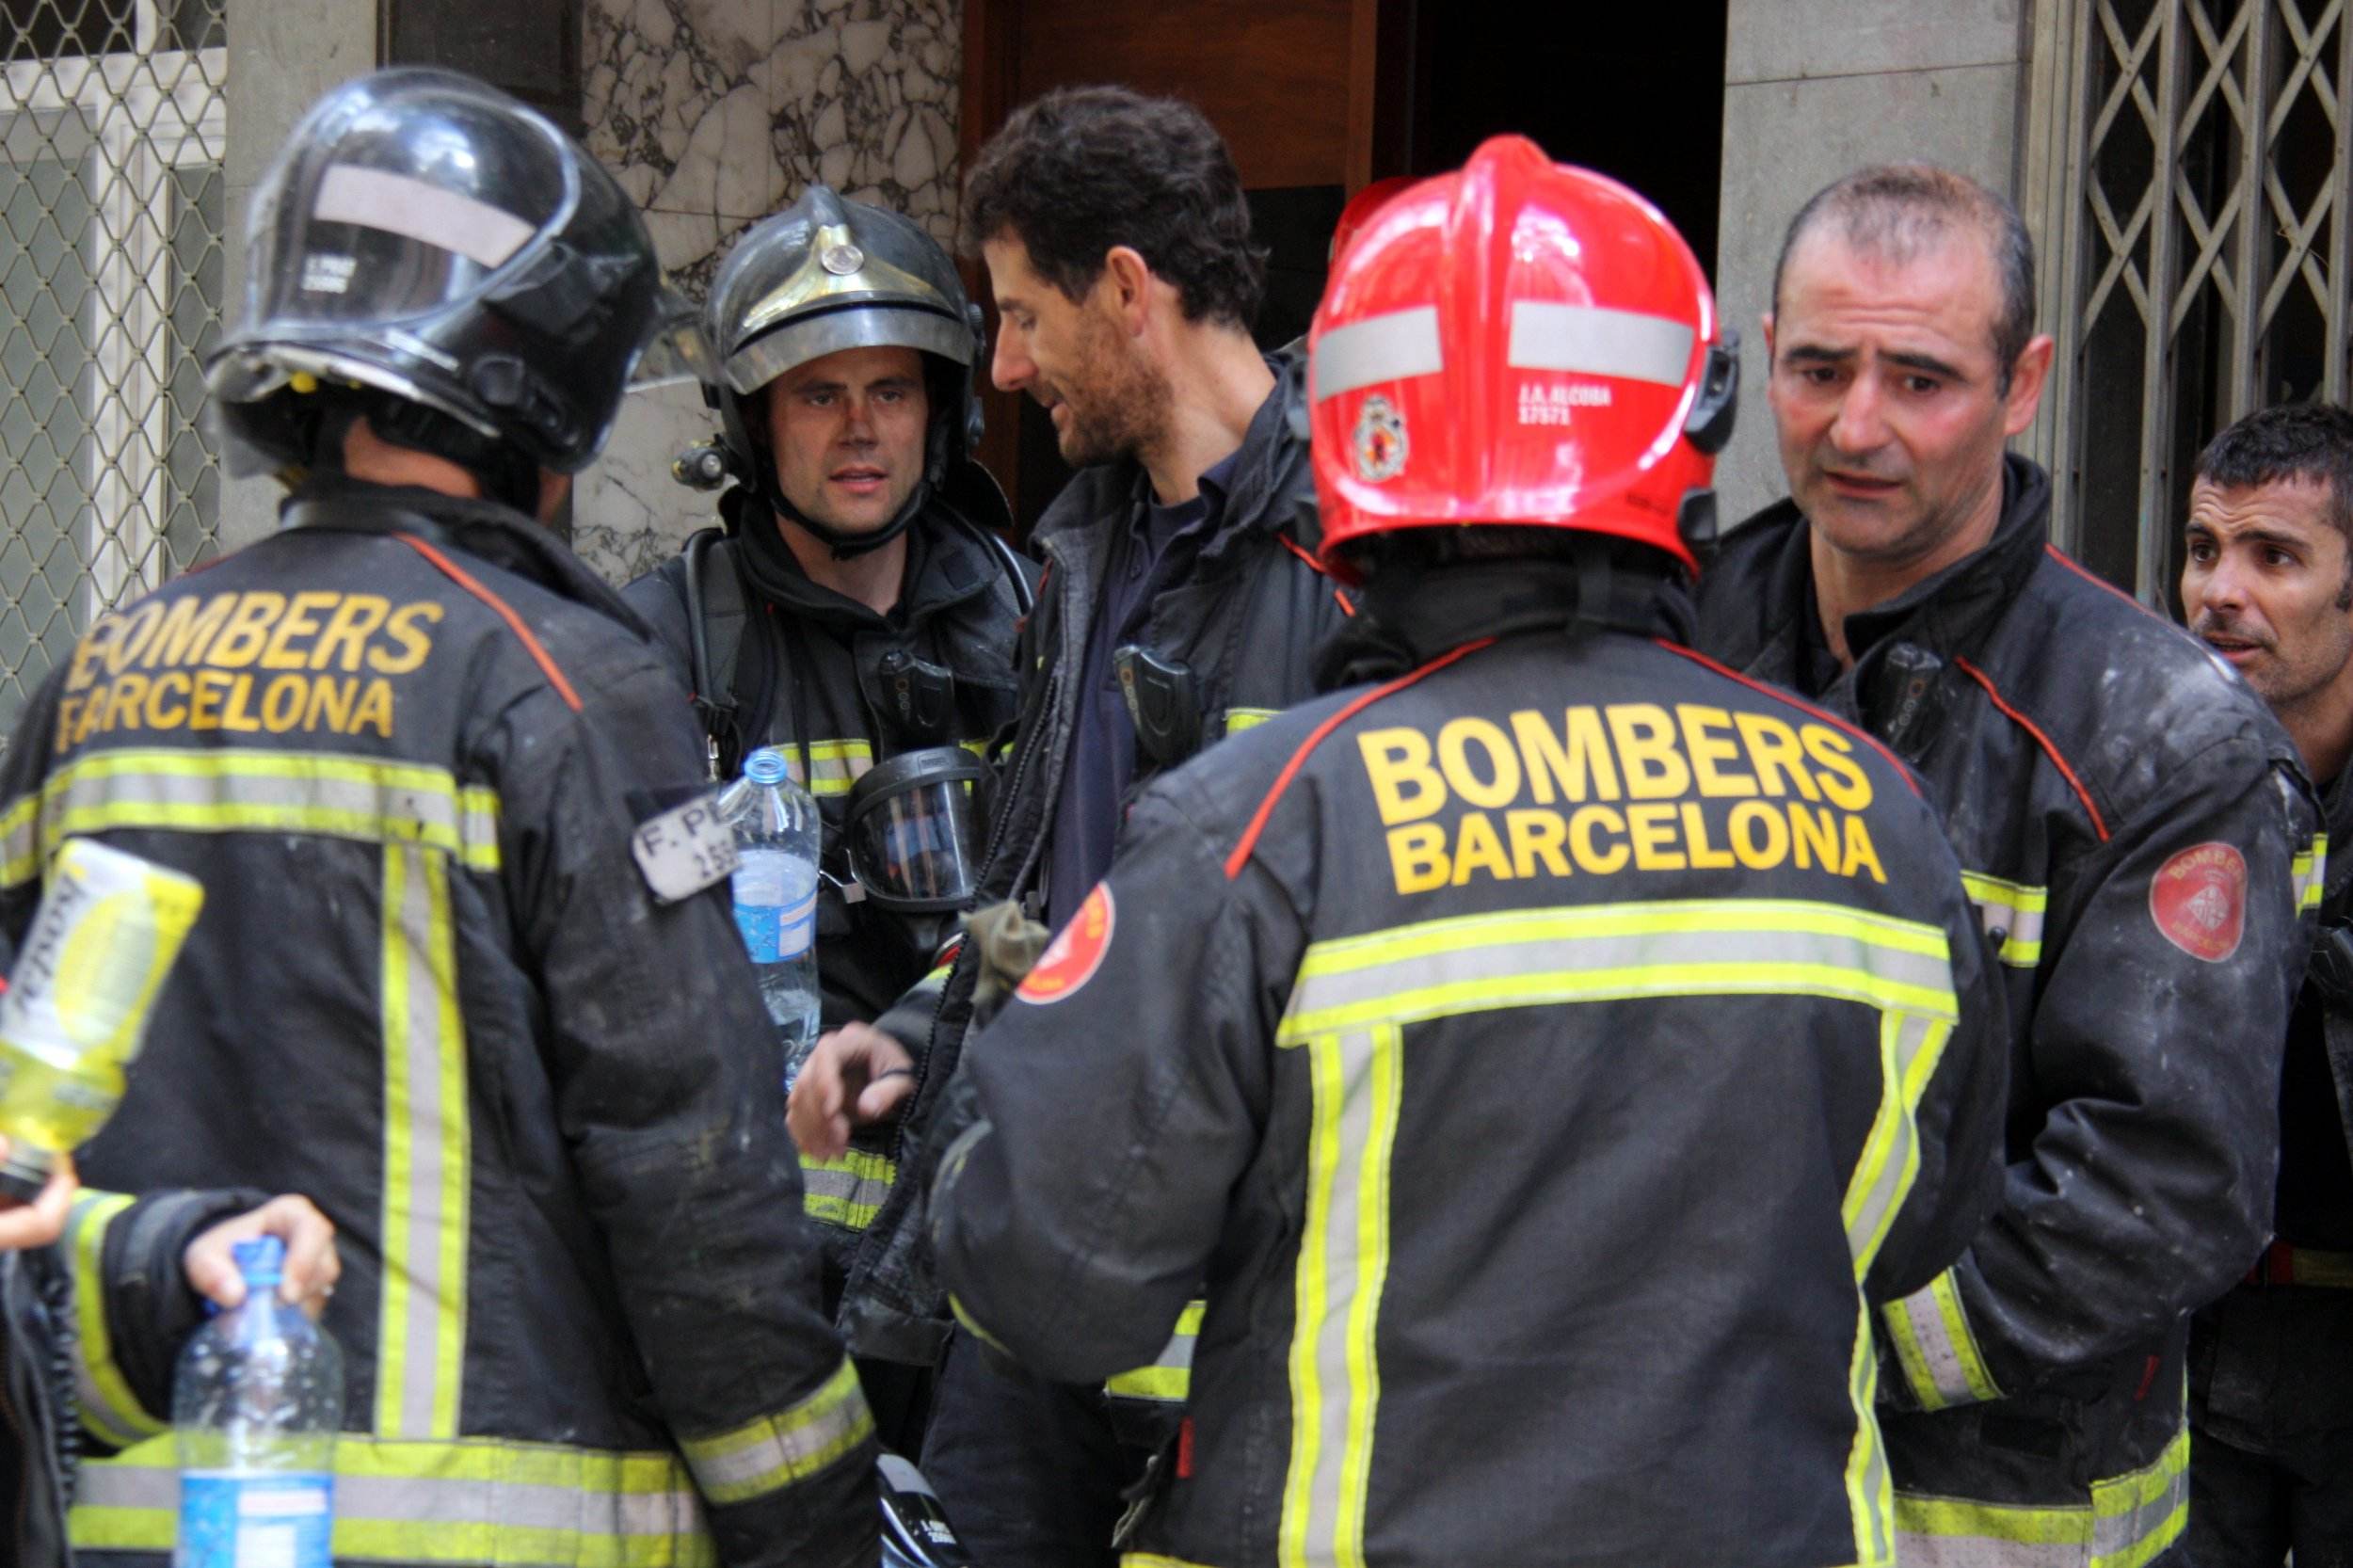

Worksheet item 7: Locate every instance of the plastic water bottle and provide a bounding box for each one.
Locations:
[721,746,823,1088]
[0,837,203,1200]
[173,1236,345,1568]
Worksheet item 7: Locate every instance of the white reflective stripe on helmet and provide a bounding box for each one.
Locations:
[1507,301,1694,388]
[1312,306,1444,402]
[315,165,537,271]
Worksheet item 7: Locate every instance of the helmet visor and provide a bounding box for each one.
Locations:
[843,748,984,914]
[629,288,719,393]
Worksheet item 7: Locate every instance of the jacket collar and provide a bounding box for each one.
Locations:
[1032,346,1312,580]
[726,485,1000,632]
[1742,453,2053,680]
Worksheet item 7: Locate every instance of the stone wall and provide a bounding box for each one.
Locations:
[572,0,963,587]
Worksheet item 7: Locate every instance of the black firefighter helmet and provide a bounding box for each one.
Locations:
[696,186,999,556]
[207,67,708,508]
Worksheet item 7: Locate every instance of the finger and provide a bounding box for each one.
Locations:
[264,1198,338,1305]
[184,1234,248,1310]
[855,1070,918,1123]
[0,1155,78,1252]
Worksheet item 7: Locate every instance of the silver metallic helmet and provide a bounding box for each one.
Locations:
[701,185,988,553]
[208,67,707,490]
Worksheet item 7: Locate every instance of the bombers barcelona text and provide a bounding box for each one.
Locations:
[54,591,442,753]
[1357,704,1885,895]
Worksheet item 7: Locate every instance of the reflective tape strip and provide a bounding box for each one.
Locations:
[18,747,501,879]
[315,164,538,271]
[1959,871,2046,968]
[1311,307,1444,402]
[0,790,35,886]
[1279,1024,1401,1568]
[2294,834,2328,912]
[376,842,471,1441]
[1842,1293,1895,1568]
[1106,1300,1207,1404]
[72,1431,719,1567]
[677,1357,872,1506]
[63,1192,168,1449]
[783,739,874,798]
[1843,1010,1950,1272]
[800,1146,896,1230]
[1895,1423,2188,1568]
[949,1291,1012,1355]
[1882,1267,2001,1410]
[1278,900,1958,1044]
[1506,301,1695,387]
[1224,708,1279,735]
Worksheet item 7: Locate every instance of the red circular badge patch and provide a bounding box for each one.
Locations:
[2150,841,2248,963]
[1017,884,1115,1005]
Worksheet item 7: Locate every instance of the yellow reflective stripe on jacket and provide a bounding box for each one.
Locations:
[1278,1022,1402,1568]
[1106,1300,1207,1403]
[72,1432,718,1567]
[676,1356,872,1506]
[1838,1006,1952,1565]
[783,740,873,798]
[0,790,36,886]
[2294,833,2329,912]
[62,1191,167,1449]
[1277,899,1959,1043]
[801,1147,896,1230]
[1224,708,1279,735]
[1895,1423,2188,1568]
[376,842,471,1441]
[1959,871,2046,968]
[0,747,501,889]
[1882,1266,2002,1410]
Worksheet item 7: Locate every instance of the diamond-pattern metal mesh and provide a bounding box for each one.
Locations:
[0,0,225,749]
[2047,0,2351,602]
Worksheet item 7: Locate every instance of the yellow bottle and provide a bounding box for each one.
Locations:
[0,838,203,1195]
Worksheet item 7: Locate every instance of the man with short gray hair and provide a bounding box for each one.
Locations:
[1696,164,2319,1568]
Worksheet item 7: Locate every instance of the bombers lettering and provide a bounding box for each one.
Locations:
[1357,703,1887,895]
[54,590,442,753]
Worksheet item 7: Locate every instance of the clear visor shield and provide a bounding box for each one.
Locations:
[843,749,984,914]
[629,289,719,393]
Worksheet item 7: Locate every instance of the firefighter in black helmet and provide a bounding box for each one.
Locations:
[624,191,1032,1409]
[0,67,876,1568]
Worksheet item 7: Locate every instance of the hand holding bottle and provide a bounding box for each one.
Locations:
[183,1194,340,1320]
[0,1132,72,1250]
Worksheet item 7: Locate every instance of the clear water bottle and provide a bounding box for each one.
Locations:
[721,746,823,1088]
[173,1235,344,1568]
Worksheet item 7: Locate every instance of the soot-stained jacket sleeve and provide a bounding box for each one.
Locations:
[1881,744,2313,1407]
[494,659,876,1568]
[928,777,1298,1384]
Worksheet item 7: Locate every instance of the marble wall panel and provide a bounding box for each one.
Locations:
[575,0,963,585]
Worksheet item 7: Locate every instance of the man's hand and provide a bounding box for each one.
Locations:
[0,1136,75,1251]
[788,1022,917,1160]
[184,1195,341,1320]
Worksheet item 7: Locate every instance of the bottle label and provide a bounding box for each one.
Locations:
[732,890,816,964]
[179,1471,334,1568]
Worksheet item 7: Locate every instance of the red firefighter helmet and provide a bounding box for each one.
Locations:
[1329,176,1418,265]
[1307,136,1737,579]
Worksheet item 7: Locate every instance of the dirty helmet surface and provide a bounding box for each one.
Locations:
[207,66,708,488]
[842,746,984,914]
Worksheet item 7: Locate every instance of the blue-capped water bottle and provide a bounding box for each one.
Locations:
[173,1235,344,1568]
[721,745,823,1088]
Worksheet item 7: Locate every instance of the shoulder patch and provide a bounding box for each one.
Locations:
[632,792,739,904]
[1017,884,1114,1005]
[2151,841,2247,962]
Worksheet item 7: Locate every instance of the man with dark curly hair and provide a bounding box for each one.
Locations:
[788,84,1356,1567]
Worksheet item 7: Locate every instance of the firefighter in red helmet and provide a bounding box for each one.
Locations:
[927,136,2011,1566]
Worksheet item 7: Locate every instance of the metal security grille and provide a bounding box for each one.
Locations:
[2022,0,2353,605]
[0,0,224,746]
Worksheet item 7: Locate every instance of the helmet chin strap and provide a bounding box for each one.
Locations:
[767,474,930,560]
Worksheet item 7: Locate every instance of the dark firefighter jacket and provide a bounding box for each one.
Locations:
[839,349,1356,1367]
[5,1188,262,1568]
[929,577,2012,1568]
[625,488,1029,1262]
[1695,455,2320,1567]
[0,479,878,1568]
